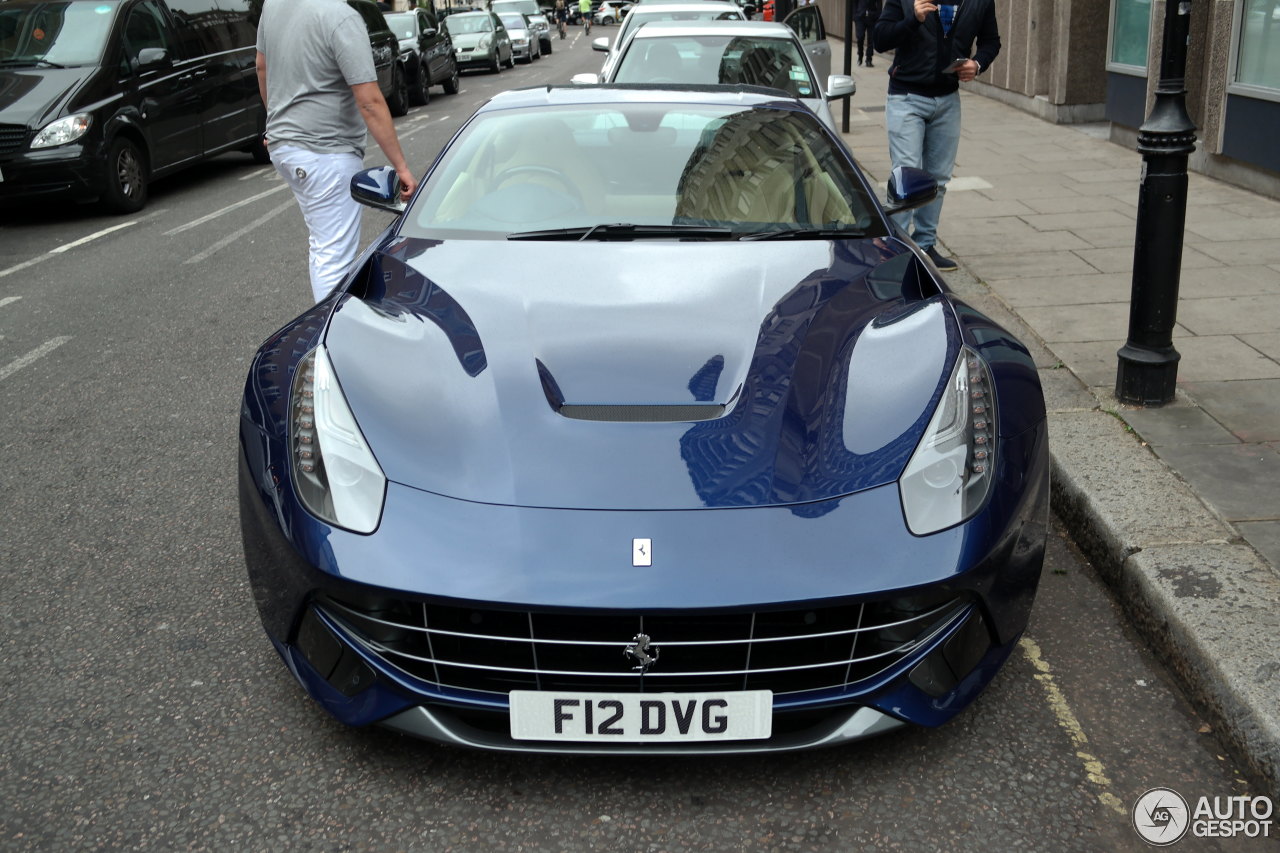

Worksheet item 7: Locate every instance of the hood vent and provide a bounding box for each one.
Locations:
[558,403,725,423]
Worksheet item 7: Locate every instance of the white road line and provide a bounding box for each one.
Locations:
[437,114,452,121]
[0,256,46,280]
[49,220,138,253]
[185,199,294,265]
[0,336,71,383]
[164,184,290,236]
[239,166,276,182]
[0,296,21,309]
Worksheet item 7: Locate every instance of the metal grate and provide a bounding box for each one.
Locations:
[317,593,969,698]
[0,125,30,157]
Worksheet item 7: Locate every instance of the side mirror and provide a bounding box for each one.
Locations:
[135,47,169,70]
[423,27,437,36]
[883,166,937,216]
[825,74,855,100]
[351,166,406,214]
[570,72,600,85]
[592,36,609,51]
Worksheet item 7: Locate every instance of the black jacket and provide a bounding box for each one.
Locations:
[854,0,881,18]
[874,0,1000,97]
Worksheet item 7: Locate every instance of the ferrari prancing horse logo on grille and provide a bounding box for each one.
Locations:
[632,537,652,567]
[625,633,659,672]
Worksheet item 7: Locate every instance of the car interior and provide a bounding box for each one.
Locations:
[415,106,869,235]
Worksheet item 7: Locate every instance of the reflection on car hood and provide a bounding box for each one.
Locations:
[325,236,959,511]
[0,66,91,128]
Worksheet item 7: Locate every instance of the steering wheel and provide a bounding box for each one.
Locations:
[494,165,583,206]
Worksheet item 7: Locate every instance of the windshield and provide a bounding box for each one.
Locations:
[443,13,492,34]
[0,0,120,66]
[402,102,883,240]
[616,7,743,49]
[492,0,538,15]
[384,12,417,39]
[498,13,525,30]
[614,34,817,98]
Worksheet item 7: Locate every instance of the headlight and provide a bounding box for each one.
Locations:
[478,34,492,48]
[31,114,92,149]
[898,346,996,535]
[290,347,386,534]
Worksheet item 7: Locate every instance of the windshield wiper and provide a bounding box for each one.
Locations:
[737,226,869,241]
[507,223,736,241]
[0,58,67,68]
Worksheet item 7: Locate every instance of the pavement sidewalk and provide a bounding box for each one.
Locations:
[834,42,1280,796]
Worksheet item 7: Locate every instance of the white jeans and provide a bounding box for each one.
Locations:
[272,145,364,302]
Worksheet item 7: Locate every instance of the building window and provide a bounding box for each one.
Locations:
[1235,0,1280,93]
[1109,0,1152,73]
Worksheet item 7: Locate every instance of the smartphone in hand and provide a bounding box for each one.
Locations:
[944,57,967,74]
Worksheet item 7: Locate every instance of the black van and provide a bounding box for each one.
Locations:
[0,0,266,213]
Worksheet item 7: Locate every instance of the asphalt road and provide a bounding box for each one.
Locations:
[0,31,1271,851]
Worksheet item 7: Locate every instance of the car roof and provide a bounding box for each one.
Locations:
[482,84,807,113]
[626,1,743,12]
[629,20,795,38]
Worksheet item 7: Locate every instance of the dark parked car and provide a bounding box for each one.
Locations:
[384,8,460,106]
[239,85,1050,754]
[0,0,266,212]
[346,0,409,117]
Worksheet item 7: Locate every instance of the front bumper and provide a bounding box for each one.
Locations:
[454,47,497,67]
[0,141,107,204]
[239,410,1050,753]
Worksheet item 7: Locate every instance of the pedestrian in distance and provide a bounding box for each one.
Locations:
[874,0,999,272]
[255,0,418,303]
[854,0,881,67]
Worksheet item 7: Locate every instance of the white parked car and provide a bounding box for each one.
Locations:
[590,0,745,79]
[573,20,854,133]
[593,1,632,24]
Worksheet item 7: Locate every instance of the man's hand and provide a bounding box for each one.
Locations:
[396,169,417,199]
[914,0,937,22]
[956,58,979,82]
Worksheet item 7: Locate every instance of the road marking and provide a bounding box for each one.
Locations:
[0,256,47,280]
[164,184,290,236]
[185,199,294,265]
[436,114,452,122]
[0,296,22,309]
[49,220,138,253]
[1020,637,1127,816]
[0,336,71,383]
[239,166,276,182]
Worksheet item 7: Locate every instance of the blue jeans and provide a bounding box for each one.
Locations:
[885,91,962,251]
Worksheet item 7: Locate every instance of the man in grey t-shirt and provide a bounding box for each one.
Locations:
[256,0,417,302]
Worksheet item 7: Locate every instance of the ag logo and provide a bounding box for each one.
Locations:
[1133,787,1190,846]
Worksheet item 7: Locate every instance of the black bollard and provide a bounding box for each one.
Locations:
[1115,0,1197,406]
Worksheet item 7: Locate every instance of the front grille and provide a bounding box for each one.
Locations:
[0,124,31,157]
[317,592,970,698]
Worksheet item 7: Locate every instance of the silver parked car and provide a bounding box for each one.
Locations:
[497,11,542,62]
[574,21,854,132]
[443,10,515,73]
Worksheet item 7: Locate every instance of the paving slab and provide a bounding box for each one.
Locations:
[1177,379,1280,442]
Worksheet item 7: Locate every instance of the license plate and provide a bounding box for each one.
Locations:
[509,690,772,743]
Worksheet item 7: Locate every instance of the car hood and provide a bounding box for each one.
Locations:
[450,33,492,48]
[0,66,92,129]
[325,237,960,511]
